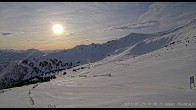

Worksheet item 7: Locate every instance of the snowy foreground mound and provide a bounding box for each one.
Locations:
[0,18,196,107]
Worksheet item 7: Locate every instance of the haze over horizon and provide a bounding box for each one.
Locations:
[0,2,196,50]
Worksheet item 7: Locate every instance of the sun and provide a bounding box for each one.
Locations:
[52,24,64,34]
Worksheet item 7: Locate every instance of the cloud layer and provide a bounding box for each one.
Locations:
[0,2,196,50]
[108,20,160,30]
[1,32,12,36]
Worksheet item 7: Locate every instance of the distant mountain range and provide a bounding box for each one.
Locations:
[0,49,61,66]
[0,18,196,90]
[0,49,44,66]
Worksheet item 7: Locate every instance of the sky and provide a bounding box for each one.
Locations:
[0,2,196,50]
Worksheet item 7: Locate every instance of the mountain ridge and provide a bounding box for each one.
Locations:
[0,18,196,90]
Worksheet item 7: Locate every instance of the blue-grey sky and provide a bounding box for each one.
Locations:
[0,2,196,50]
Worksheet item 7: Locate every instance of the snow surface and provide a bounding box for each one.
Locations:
[0,18,196,108]
[0,33,196,108]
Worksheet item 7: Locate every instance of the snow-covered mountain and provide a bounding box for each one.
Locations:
[0,48,44,66]
[0,18,196,107]
[0,18,196,90]
[0,49,45,74]
[0,49,60,72]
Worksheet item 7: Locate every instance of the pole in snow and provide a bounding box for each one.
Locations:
[190,76,195,89]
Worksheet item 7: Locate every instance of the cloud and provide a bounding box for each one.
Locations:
[108,20,160,30]
[65,32,76,36]
[138,2,171,22]
[74,39,90,43]
[138,2,196,29]
[1,32,12,36]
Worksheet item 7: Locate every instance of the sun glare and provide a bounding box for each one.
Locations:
[52,24,64,34]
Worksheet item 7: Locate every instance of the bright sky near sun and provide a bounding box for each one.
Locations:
[0,2,196,50]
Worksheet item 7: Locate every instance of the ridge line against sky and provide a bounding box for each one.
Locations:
[0,2,196,50]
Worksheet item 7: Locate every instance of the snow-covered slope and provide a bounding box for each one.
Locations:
[0,21,196,107]
[0,34,152,89]
[0,18,196,91]
[0,49,44,76]
[0,49,44,66]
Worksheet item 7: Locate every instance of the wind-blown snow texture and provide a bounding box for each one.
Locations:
[0,18,196,107]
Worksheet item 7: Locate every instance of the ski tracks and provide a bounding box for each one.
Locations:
[27,83,57,108]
